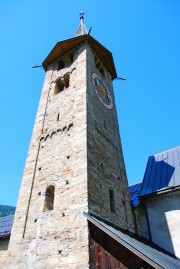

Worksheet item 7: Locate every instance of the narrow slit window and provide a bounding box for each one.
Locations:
[64,74,70,88]
[43,185,55,212]
[109,189,115,212]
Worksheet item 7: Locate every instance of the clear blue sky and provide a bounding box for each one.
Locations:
[0,1,180,206]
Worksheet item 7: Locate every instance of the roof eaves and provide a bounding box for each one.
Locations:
[42,35,117,79]
[84,212,160,268]
[87,35,117,79]
[0,232,11,238]
[84,212,180,269]
[42,35,88,70]
[139,185,180,200]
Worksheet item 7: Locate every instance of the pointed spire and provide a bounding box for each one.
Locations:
[75,11,88,37]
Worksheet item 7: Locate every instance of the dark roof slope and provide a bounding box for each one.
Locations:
[139,146,180,197]
[85,212,180,269]
[129,183,142,207]
[0,215,14,237]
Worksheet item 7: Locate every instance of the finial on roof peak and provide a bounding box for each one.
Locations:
[75,11,88,37]
[79,11,84,20]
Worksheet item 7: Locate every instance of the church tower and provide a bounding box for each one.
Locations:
[6,14,135,268]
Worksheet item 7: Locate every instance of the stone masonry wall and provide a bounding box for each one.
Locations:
[0,40,135,269]
[86,46,135,232]
[3,44,89,269]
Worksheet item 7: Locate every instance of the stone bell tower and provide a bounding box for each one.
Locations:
[4,13,135,268]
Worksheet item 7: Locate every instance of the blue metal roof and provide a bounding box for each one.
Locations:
[129,183,142,207]
[0,215,14,237]
[139,146,180,197]
[85,212,180,269]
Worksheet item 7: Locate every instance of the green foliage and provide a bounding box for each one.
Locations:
[0,204,15,218]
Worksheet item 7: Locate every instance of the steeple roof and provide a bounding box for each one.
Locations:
[42,35,117,79]
[42,13,117,79]
[75,12,88,36]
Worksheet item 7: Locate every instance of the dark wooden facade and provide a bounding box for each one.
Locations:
[89,222,154,269]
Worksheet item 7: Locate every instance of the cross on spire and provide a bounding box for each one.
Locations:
[75,11,88,37]
[79,11,84,20]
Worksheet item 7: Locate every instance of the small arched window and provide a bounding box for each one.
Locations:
[54,74,70,95]
[54,79,64,94]
[99,67,105,77]
[96,61,101,69]
[43,185,55,212]
[94,55,105,77]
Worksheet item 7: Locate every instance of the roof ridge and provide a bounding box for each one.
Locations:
[129,182,142,187]
[154,146,180,157]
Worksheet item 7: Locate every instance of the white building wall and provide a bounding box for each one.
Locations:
[137,190,180,258]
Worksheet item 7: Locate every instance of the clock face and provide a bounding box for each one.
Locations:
[91,73,113,110]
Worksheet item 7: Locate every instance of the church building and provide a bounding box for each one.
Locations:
[0,14,180,269]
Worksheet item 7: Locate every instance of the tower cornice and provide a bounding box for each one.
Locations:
[42,35,117,80]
